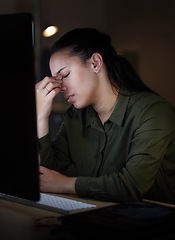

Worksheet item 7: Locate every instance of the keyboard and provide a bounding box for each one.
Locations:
[0,192,96,214]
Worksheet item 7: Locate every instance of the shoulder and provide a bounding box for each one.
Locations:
[129,91,165,108]
[128,90,175,129]
[129,91,173,113]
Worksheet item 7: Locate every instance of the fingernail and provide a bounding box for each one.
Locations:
[56,74,63,80]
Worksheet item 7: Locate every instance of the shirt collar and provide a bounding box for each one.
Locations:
[85,88,131,128]
[109,88,131,127]
[85,106,101,129]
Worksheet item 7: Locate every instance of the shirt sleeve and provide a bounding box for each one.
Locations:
[75,101,174,202]
[39,122,72,172]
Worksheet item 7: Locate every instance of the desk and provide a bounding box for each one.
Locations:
[0,194,116,240]
[1,195,175,240]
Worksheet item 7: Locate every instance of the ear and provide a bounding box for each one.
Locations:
[90,53,103,73]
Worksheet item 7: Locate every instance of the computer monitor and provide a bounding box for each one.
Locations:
[0,13,40,201]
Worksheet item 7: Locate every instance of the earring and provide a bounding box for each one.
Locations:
[94,68,98,73]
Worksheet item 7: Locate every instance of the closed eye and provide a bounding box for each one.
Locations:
[64,72,70,79]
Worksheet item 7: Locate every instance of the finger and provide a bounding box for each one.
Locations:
[45,81,62,93]
[54,74,63,81]
[39,173,45,184]
[40,181,47,192]
[39,165,47,174]
[40,175,49,192]
[47,87,62,99]
[36,76,58,91]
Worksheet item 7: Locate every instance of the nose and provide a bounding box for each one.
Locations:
[55,75,67,92]
[60,80,67,92]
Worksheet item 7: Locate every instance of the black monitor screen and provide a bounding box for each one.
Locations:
[0,13,40,201]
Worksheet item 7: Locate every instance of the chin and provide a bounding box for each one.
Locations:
[73,101,89,109]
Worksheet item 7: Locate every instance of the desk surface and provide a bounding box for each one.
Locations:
[0,193,116,240]
[1,194,175,240]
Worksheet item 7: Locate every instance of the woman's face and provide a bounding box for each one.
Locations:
[50,51,99,109]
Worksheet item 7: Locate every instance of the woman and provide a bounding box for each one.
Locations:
[36,28,175,204]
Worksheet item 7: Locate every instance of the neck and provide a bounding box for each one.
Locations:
[93,86,119,125]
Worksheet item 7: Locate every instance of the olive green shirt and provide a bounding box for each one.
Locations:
[39,89,175,204]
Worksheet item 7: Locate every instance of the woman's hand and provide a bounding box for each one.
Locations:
[39,166,77,195]
[36,75,64,121]
[35,75,65,138]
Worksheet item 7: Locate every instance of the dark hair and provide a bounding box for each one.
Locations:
[50,28,152,92]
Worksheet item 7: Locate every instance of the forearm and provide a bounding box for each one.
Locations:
[75,174,142,202]
[39,132,72,172]
[37,117,49,138]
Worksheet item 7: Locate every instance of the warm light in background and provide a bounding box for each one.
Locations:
[43,26,58,37]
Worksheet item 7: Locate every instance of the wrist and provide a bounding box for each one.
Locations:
[63,177,77,195]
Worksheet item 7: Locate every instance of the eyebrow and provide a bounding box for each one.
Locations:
[56,66,67,75]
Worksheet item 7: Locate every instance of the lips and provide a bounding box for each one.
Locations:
[66,95,74,103]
